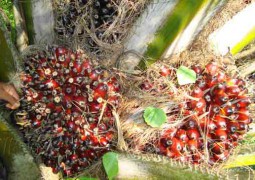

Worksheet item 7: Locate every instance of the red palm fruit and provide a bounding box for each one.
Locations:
[192,65,203,75]
[213,129,227,141]
[194,98,206,114]
[36,68,46,79]
[207,103,221,117]
[175,129,188,143]
[187,129,200,140]
[66,120,75,131]
[81,60,92,74]
[204,92,212,104]
[105,131,114,141]
[205,62,219,76]
[237,108,250,117]
[226,78,239,87]
[73,95,87,108]
[107,77,121,92]
[55,47,68,58]
[85,149,97,160]
[236,95,251,108]
[32,119,41,128]
[46,102,56,109]
[89,135,99,146]
[226,121,239,134]
[59,54,71,68]
[213,115,227,130]
[216,71,226,82]
[21,74,33,83]
[184,118,198,129]
[99,137,108,146]
[63,84,76,95]
[211,83,226,96]
[160,137,174,148]
[206,75,218,88]
[191,87,204,98]
[229,133,239,141]
[170,138,184,153]
[238,122,249,131]
[220,105,236,116]
[45,79,59,89]
[213,92,229,105]
[190,98,206,111]
[213,151,229,161]
[160,66,171,76]
[139,80,153,91]
[226,86,241,98]
[89,69,99,81]
[62,94,73,109]
[236,111,250,124]
[72,60,83,74]
[239,117,253,124]
[210,142,226,154]
[196,77,207,90]
[92,83,108,99]
[89,101,103,113]
[187,139,198,152]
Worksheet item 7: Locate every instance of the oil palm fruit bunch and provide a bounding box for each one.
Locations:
[16,46,121,176]
[92,0,118,29]
[142,62,252,165]
[55,0,87,36]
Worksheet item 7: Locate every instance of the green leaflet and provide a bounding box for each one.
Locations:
[103,152,119,180]
[177,66,196,85]
[143,107,167,128]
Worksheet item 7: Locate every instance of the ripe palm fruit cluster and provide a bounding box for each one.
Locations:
[18,46,121,176]
[143,62,252,164]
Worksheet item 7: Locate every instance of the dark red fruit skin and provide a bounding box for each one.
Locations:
[187,139,198,152]
[140,80,153,91]
[175,129,188,143]
[92,83,108,99]
[213,115,227,130]
[205,62,219,76]
[187,129,200,140]
[226,86,241,98]
[210,142,226,154]
[160,66,171,77]
[213,151,229,161]
[213,129,227,141]
[192,65,203,75]
[236,96,251,108]
[191,87,204,98]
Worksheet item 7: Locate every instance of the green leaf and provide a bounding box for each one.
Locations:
[103,152,119,180]
[177,66,197,85]
[224,154,255,169]
[143,107,167,128]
